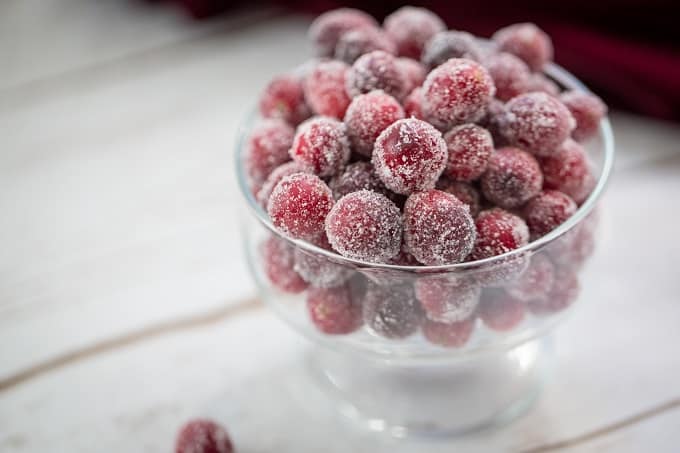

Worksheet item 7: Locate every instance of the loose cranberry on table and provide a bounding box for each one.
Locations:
[443,124,494,182]
[560,90,608,142]
[437,179,481,217]
[383,6,446,60]
[528,268,580,316]
[334,26,396,64]
[478,289,526,332]
[403,87,424,119]
[363,283,424,339]
[176,419,233,453]
[346,50,408,100]
[506,254,555,302]
[307,284,363,335]
[523,190,577,240]
[308,7,378,57]
[415,276,481,323]
[328,161,387,200]
[245,119,294,187]
[304,60,352,119]
[481,147,543,209]
[471,208,530,261]
[258,74,311,126]
[343,90,404,157]
[256,161,309,208]
[403,189,476,265]
[289,116,350,177]
[482,52,531,102]
[260,236,308,294]
[540,139,595,204]
[422,317,476,348]
[492,22,553,71]
[397,58,427,95]
[421,31,483,69]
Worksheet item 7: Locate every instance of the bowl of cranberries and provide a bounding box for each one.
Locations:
[236,6,614,437]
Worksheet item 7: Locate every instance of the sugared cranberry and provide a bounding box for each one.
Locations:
[245,119,294,186]
[540,139,595,204]
[443,124,494,182]
[481,147,543,209]
[343,90,404,156]
[422,58,495,130]
[523,190,577,240]
[437,179,481,217]
[260,236,308,293]
[325,190,402,263]
[415,276,481,323]
[421,31,483,69]
[478,98,509,146]
[560,90,607,141]
[259,74,311,126]
[501,92,575,156]
[471,208,529,260]
[492,23,553,71]
[335,26,396,64]
[256,162,309,208]
[383,6,446,60]
[403,189,476,265]
[294,235,351,288]
[372,118,447,195]
[506,254,555,301]
[397,58,427,95]
[528,268,579,316]
[474,253,530,287]
[478,289,525,331]
[363,283,423,339]
[307,284,363,334]
[267,173,334,240]
[422,318,475,348]
[526,73,560,96]
[289,116,350,177]
[346,50,408,100]
[304,60,352,119]
[483,52,531,102]
[329,161,387,200]
[308,8,378,57]
[403,87,424,119]
[176,419,233,453]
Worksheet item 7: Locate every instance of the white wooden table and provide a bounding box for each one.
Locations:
[1,2,680,451]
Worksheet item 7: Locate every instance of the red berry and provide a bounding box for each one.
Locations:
[329,161,387,200]
[343,90,404,156]
[526,73,560,96]
[471,208,529,260]
[260,236,308,293]
[528,268,579,316]
[383,6,446,59]
[325,190,402,263]
[560,90,607,142]
[304,60,352,119]
[256,162,310,208]
[294,235,351,288]
[422,318,475,348]
[415,276,480,322]
[473,254,530,287]
[308,8,378,57]
[481,147,543,209]
[372,118,447,195]
[403,189,476,265]
[267,173,334,240]
[523,190,577,240]
[259,74,311,126]
[437,179,481,217]
[421,31,483,69]
[443,124,494,182]
[502,92,575,156]
[483,52,531,102]
[492,23,553,71]
[397,58,427,94]
[403,87,424,119]
[478,289,526,331]
[422,58,495,130]
[506,254,555,301]
[289,116,350,177]
[363,283,423,339]
[307,284,363,334]
[245,119,294,186]
[478,98,509,146]
[335,26,396,64]
[346,50,408,100]
[176,419,233,453]
[540,139,595,204]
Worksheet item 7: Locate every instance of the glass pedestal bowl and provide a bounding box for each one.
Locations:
[235,63,614,437]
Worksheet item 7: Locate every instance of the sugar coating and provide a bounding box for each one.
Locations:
[482,52,531,101]
[308,8,378,57]
[540,139,595,204]
[325,190,402,263]
[403,189,476,265]
[256,161,310,208]
[523,190,577,240]
[329,161,387,200]
[397,57,427,94]
[346,50,408,101]
[528,267,579,316]
[507,254,555,301]
[478,289,526,331]
[443,123,494,182]
[335,26,397,64]
[343,90,404,156]
[422,58,495,130]
[437,179,481,216]
[290,116,351,177]
[526,73,560,96]
[260,236,308,294]
[560,90,607,142]
[304,60,352,119]
[502,92,575,156]
[259,74,311,126]
[471,208,529,260]
[415,276,481,323]
[422,317,475,348]
[245,119,295,186]
[307,285,363,334]
[421,31,483,69]
[383,6,446,60]
[492,23,553,71]
[267,173,334,240]
[363,283,423,339]
[372,118,447,195]
[403,87,424,119]
[294,235,351,288]
[175,419,233,453]
[481,146,543,209]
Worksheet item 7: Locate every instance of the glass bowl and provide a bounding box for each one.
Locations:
[235,63,614,437]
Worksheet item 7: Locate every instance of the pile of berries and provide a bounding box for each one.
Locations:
[246,6,606,348]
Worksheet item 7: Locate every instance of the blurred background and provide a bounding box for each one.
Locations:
[1,1,679,452]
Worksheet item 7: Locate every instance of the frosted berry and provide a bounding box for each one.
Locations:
[502,92,575,156]
[397,58,427,94]
[346,50,408,100]
[437,179,481,217]
[335,26,396,64]
[308,8,378,57]
[403,189,476,265]
[423,318,475,348]
[443,124,494,182]
[560,90,607,141]
[481,147,543,209]
[294,235,351,288]
[383,6,446,59]
[343,90,404,156]
[421,31,483,69]
[256,161,310,208]
[483,52,531,102]
[474,254,530,287]
[492,23,553,71]
[325,190,402,263]
[478,98,509,146]
[363,284,423,339]
[245,119,294,186]
[526,73,560,96]
[259,74,311,126]
[304,60,352,119]
[507,254,555,301]
[403,87,424,119]
[523,190,577,240]
[329,161,387,200]
[290,116,350,177]
[260,236,308,294]
[540,139,595,204]
[372,118,447,195]
[478,289,525,331]
[267,173,334,240]
[176,419,233,453]
[415,276,480,323]
[422,58,495,130]
[307,284,363,334]
[471,208,529,260]
[528,268,579,316]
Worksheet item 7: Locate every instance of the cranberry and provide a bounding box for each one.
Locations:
[259,74,311,126]
[540,139,595,204]
[335,26,396,64]
[256,161,309,208]
[528,268,579,316]
[267,173,334,240]
[523,190,577,240]
[308,8,378,57]
[478,289,525,331]
[471,208,529,260]
[289,116,350,177]
[329,161,387,200]
[403,189,476,265]
[372,118,447,195]
[478,98,509,146]
[443,124,494,182]
[304,60,352,119]
[343,90,404,156]
[437,179,481,217]
[501,92,575,156]
[363,283,423,339]
[526,73,560,96]
[325,190,402,263]
[421,31,483,69]
[307,284,363,334]
[176,419,233,453]
[383,6,446,59]
[294,235,351,288]
[346,50,408,100]
[422,58,495,130]
[260,236,308,293]
[492,23,553,71]
[506,254,555,301]
[481,147,543,209]
[388,243,421,266]
[483,52,531,101]
[474,254,530,287]
[397,58,427,95]
[415,276,480,323]
[245,119,294,186]
[403,87,424,119]
[560,90,607,142]
[422,318,475,348]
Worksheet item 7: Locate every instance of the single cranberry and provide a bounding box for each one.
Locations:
[343,90,404,156]
[329,161,387,200]
[308,8,378,57]
[523,190,577,240]
[560,90,608,142]
[383,6,446,59]
[528,268,579,316]
[423,318,475,348]
[260,236,308,294]
[176,419,233,453]
[471,208,529,260]
[415,276,481,323]
[506,254,555,301]
[478,289,526,331]
[526,73,560,96]
[421,31,483,69]
[256,162,309,208]
[289,116,350,177]
[437,179,481,217]
[492,23,553,71]
[335,26,396,64]
[363,283,424,339]
[540,139,595,204]
[259,74,311,126]
[397,58,427,95]
[483,52,531,101]
[304,60,352,119]
[245,119,294,186]
[480,147,543,209]
[307,284,363,334]
[443,124,494,182]
[346,50,408,100]
[403,87,424,119]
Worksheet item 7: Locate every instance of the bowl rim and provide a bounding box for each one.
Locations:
[235,62,615,272]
